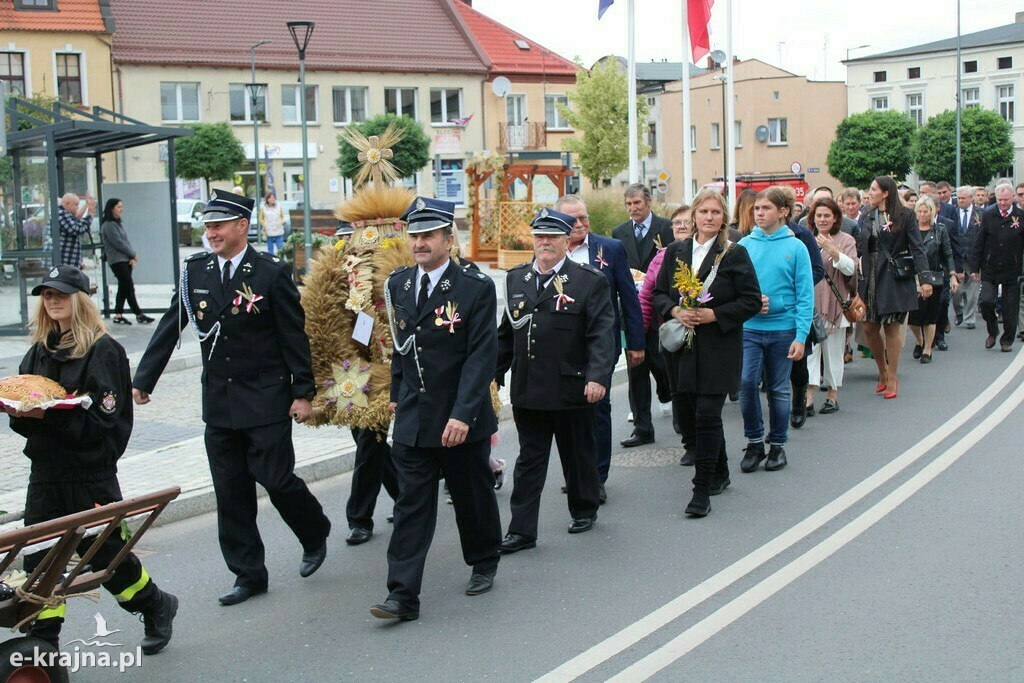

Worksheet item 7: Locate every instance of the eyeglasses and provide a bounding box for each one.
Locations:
[573,215,590,223]
[671,219,693,228]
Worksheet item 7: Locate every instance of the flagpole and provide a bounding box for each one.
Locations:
[725,0,736,209]
[954,0,962,187]
[627,0,639,183]
[681,0,693,203]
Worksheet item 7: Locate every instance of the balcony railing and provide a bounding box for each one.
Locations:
[498,121,547,152]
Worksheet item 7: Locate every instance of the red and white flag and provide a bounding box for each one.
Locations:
[688,0,714,62]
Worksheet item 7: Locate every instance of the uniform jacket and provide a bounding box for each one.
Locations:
[10,333,132,482]
[653,239,762,395]
[387,260,498,448]
[971,204,1024,283]
[611,213,675,272]
[496,258,616,410]
[587,233,644,351]
[133,245,315,430]
[856,207,930,316]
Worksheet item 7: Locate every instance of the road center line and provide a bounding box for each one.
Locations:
[536,352,1024,682]
[610,375,1024,681]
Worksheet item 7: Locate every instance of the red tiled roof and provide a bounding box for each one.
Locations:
[109,0,489,74]
[453,1,578,78]
[0,0,107,32]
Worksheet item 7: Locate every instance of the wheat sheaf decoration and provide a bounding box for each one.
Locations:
[339,122,405,187]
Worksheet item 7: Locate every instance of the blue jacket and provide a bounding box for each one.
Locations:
[738,226,814,342]
[587,233,645,351]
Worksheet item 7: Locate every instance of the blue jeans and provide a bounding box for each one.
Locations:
[267,235,284,255]
[739,329,794,446]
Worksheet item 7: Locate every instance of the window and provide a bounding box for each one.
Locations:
[963,60,978,73]
[873,71,886,83]
[384,87,417,119]
[332,86,367,124]
[907,67,921,79]
[734,120,742,148]
[229,83,267,123]
[998,84,1015,122]
[962,87,980,109]
[689,125,696,151]
[998,56,1013,70]
[646,96,656,106]
[430,88,462,124]
[433,159,465,205]
[55,53,81,104]
[0,52,26,96]
[871,96,889,111]
[514,39,530,50]
[14,0,55,8]
[647,123,657,157]
[710,122,720,149]
[506,94,525,125]
[160,82,199,122]
[906,93,924,126]
[545,94,570,130]
[282,84,317,124]
[767,117,787,145]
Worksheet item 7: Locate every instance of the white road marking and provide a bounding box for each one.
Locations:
[537,351,1024,682]
[610,376,1024,680]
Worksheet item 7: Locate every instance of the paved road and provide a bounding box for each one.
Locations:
[22,324,1024,681]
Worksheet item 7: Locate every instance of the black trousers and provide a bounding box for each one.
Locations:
[386,438,501,611]
[980,279,1021,346]
[663,349,695,450]
[346,427,399,531]
[24,476,159,632]
[204,421,331,590]
[676,393,729,492]
[510,406,600,539]
[627,327,671,437]
[594,344,620,483]
[934,286,953,342]
[109,261,142,317]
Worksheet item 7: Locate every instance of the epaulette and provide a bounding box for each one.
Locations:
[507,261,531,271]
[459,265,488,281]
[184,251,209,262]
[258,251,284,265]
[390,265,411,277]
[576,261,603,276]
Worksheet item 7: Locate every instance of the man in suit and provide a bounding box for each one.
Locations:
[133,189,331,606]
[611,184,674,447]
[973,187,989,209]
[497,208,615,554]
[921,181,959,224]
[371,198,502,622]
[557,194,644,503]
[972,184,1024,351]
[953,186,982,329]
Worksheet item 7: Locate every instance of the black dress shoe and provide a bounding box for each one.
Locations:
[620,433,654,448]
[920,353,932,364]
[568,516,595,534]
[819,398,839,414]
[805,403,815,418]
[141,590,178,655]
[679,448,696,466]
[218,585,266,606]
[499,533,536,554]
[934,339,948,351]
[740,442,766,473]
[765,445,787,471]
[299,541,328,578]
[708,476,730,496]
[387,514,394,523]
[955,313,963,326]
[685,492,711,517]
[966,323,976,329]
[1002,344,1013,352]
[912,343,922,359]
[598,484,607,505]
[465,572,495,596]
[370,599,419,621]
[790,389,807,429]
[986,335,996,349]
[560,485,567,494]
[346,527,372,545]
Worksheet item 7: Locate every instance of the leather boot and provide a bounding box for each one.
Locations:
[140,589,178,655]
[28,617,62,649]
[709,446,730,495]
[790,386,807,429]
[685,459,714,517]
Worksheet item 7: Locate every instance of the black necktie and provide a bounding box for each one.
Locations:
[417,273,430,311]
[961,210,969,233]
[222,261,232,295]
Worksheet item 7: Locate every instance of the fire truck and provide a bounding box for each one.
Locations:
[703,173,810,202]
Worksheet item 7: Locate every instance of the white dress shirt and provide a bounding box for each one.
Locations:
[633,212,653,240]
[691,236,714,274]
[217,248,247,279]
[567,235,590,264]
[415,258,451,299]
[534,256,567,289]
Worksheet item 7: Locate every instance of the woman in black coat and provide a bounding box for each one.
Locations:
[654,189,762,517]
[856,176,931,399]
[907,196,958,363]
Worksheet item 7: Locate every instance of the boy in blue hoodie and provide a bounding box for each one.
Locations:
[736,187,814,472]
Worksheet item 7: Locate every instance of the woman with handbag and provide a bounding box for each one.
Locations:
[856,176,931,399]
[907,196,958,364]
[653,189,761,517]
[804,198,858,415]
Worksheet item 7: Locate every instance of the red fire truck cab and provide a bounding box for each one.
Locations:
[703,173,810,202]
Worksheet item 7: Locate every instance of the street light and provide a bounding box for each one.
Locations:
[845,43,870,62]
[248,39,270,244]
[287,21,315,271]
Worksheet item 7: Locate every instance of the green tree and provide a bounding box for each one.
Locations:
[914,108,1014,186]
[336,114,431,181]
[558,59,650,188]
[173,122,245,189]
[826,110,917,188]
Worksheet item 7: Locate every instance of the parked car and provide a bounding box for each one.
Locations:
[248,199,298,242]
[177,199,206,245]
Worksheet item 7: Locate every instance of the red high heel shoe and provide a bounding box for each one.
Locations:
[884,378,899,399]
[875,378,887,394]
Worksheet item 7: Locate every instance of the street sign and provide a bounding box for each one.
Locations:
[807,167,820,173]
[657,170,670,182]
[656,180,669,194]
[790,161,802,174]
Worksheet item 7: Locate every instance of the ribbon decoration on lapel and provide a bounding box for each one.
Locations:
[654,234,664,250]
[233,282,264,314]
[594,245,609,269]
[441,301,462,334]
[553,274,575,311]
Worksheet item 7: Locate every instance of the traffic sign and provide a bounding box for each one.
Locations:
[657,170,671,182]
[790,161,802,174]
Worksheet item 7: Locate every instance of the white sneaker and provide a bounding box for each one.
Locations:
[659,402,672,416]
[627,412,634,423]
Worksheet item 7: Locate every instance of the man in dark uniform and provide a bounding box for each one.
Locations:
[497,208,615,554]
[133,189,331,606]
[612,184,674,448]
[370,197,502,622]
[972,183,1024,352]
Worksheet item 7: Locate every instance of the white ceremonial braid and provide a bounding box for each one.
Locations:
[384,273,426,393]
[180,262,222,360]
[503,271,534,354]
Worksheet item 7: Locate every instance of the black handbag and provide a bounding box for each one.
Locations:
[810,310,828,344]
[918,270,943,287]
[880,241,914,280]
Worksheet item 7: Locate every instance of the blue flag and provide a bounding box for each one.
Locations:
[598,0,614,19]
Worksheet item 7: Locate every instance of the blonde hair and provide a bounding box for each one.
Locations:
[30,290,107,358]
[690,188,732,249]
[915,195,936,223]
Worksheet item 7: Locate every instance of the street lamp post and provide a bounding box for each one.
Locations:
[248,39,270,244]
[287,21,315,272]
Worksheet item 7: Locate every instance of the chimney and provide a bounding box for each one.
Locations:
[1017,10,1024,22]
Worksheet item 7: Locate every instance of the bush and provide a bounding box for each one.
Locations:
[582,191,629,236]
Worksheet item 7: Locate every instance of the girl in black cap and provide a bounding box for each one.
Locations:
[4,265,178,655]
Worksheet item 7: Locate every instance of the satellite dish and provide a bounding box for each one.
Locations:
[709,50,727,65]
[491,76,512,97]
[755,125,770,143]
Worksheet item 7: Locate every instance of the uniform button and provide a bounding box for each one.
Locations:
[223,335,229,341]
[227,378,233,383]
[532,323,537,329]
[417,347,423,352]
[220,315,225,320]
[416,326,422,331]
[226,357,230,362]
[530,355,535,360]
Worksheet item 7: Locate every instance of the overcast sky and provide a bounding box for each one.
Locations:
[473,0,1016,80]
